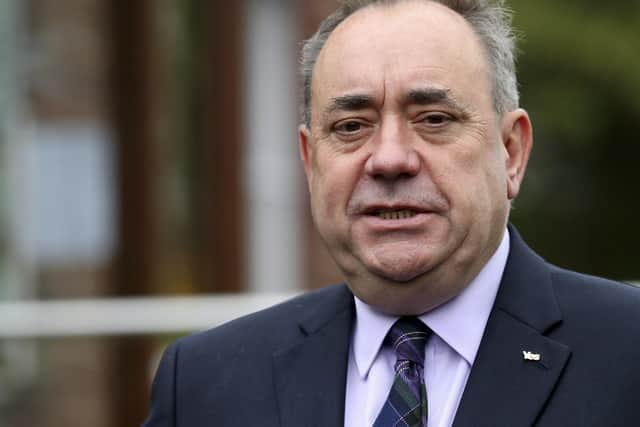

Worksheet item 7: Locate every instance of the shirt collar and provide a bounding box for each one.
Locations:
[352,229,510,379]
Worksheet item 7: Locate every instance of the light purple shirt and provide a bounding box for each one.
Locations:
[344,229,510,427]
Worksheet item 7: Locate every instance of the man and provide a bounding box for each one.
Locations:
[143,1,640,426]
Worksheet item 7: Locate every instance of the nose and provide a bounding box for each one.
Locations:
[364,122,420,179]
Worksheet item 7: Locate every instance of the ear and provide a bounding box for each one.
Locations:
[299,124,314,192]
[501,109,533,200]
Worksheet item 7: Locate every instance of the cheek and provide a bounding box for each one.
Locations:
[309,157,362,244]
[481,142,510,193]
[430,145,501,211]
[312,150,363,206]
[466,150,510,220]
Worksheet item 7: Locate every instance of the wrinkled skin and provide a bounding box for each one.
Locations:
[299,0,533,315]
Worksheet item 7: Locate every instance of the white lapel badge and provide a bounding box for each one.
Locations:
[522,350,541,361]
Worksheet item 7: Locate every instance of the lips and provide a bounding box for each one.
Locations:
[373,209,419,220]
[360,205,430,221]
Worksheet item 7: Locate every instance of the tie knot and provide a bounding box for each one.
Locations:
[386,317,431,366]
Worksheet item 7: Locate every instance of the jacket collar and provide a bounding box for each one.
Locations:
[454,225,570,426]
[272,284,355,427]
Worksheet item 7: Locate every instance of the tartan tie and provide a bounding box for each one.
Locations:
[373,317,431,427]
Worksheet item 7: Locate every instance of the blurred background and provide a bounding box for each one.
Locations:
[0,0,637,425]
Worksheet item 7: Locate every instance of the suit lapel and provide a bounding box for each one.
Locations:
[454,226,572,427]
[453,311,571,427]
[273,285,355,427]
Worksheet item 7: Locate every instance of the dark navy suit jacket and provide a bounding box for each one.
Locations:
[143,228,640,426]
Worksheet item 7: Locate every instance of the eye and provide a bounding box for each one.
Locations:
[419,112,454,127]
[333,120,364,134]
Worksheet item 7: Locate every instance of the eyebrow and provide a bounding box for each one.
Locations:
[323,88,471,118]
[324,94,376,116]
[408,88,451,104]
[407,88,471,118]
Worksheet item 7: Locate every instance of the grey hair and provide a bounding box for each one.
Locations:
[300,0,519,127]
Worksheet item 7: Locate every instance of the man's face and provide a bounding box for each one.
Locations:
[300,1,531,315]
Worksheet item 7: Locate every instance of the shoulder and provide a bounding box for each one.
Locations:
[550,266,640,318]
[548,266,640,347]
[506,225,640,327]
[153,283,353,402]
[173,283,352,357]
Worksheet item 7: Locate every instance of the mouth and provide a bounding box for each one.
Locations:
[360,204,431,221]
[370,208,420,220]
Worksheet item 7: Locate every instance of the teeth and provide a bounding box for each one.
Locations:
[376,209,417,220]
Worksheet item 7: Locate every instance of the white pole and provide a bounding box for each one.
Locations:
[0,293,299,338]
[244,0,303,292]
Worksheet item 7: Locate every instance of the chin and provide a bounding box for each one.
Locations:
[354,283,435,316]
[353,270,456,316]
[370,267,425,284]
[364,252,437,283]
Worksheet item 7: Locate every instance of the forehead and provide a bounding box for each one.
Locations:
[312,1,491,111]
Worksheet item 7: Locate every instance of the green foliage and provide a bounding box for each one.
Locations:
[508,0,640,280]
